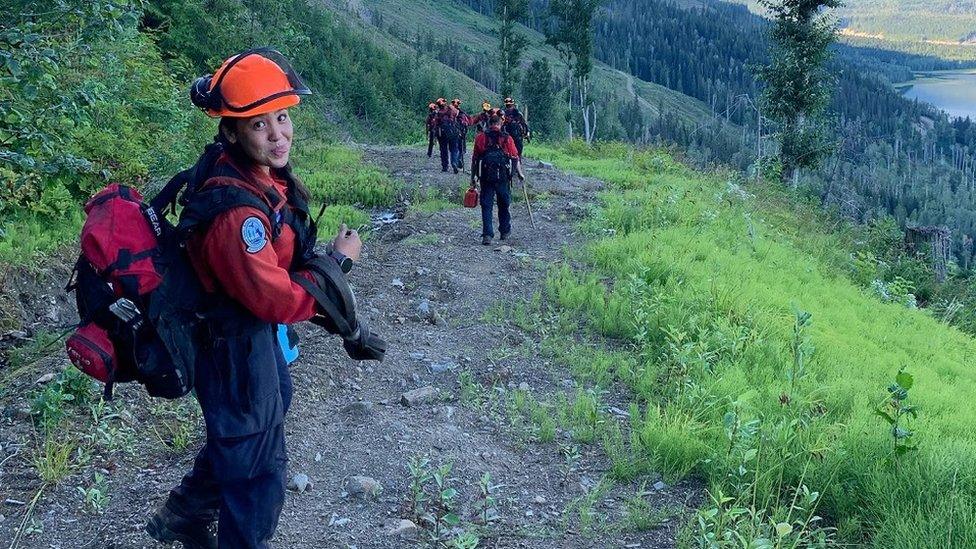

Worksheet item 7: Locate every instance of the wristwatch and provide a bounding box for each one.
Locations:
[330,250,353,274]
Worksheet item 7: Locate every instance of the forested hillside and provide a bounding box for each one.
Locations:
[480,0,976,268]
[320,0,736,150]
[731,0,976,59]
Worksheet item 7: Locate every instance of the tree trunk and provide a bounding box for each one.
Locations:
[579,77,591,144]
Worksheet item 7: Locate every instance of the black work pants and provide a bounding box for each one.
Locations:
[439,136,462,171]
[512,134,524,156]
[165,323,292,549]
[480,178,512,237]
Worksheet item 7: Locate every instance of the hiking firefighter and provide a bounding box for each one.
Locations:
[469,100,493,134]
[434,99,463,173]
[146,48,385,549]
[502,97,530,156]
[426,102,438,158]
[452,98,471,170]
[470,112,525,245]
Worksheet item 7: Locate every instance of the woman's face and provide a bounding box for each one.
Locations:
[225,109,293,170]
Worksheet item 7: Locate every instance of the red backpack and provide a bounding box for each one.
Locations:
[65,184,162,393]
[65,145,227,399]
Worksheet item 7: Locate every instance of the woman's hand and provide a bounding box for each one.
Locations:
[333,223,362,262]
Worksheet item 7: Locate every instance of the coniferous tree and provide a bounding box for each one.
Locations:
[497,0,529,99]
[521,58,555,138]
[758,0,841,187]
[545,0,603,143]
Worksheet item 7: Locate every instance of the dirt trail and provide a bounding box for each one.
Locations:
[0,146,697,548]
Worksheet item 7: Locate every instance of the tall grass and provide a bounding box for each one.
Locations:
[294,145,399,208]
[532,142,976,547]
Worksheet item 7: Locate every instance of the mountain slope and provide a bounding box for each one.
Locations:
[319,0,728,139]
[731,0,976,56]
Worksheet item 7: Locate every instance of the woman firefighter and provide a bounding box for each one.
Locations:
[145,48,386,549]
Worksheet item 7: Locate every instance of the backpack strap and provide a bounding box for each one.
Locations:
[177,185,278,239]
[150,142,225,216]
[290,255,359,339]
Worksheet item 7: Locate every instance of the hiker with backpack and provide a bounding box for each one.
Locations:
[452,98,471,170]
[62,48,389,549]
[426,102,438,158]
[434,99,463,173]
[502,97,530,156]
[470,100,493,134]
[470,112,525,245]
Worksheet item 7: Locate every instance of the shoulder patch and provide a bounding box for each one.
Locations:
[241,216,268,254]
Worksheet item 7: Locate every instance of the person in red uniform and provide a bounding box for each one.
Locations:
[451,98,471,170]
[470,113,525,245]
[469,100,493,134]
[145,48,384,549]
[433,100,463,173]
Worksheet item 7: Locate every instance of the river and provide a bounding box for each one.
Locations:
[899,70,976,120]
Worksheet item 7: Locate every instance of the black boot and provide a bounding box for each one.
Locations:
[146,505,217,549]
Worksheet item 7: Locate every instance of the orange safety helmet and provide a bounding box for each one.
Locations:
[190,48,311,118]
[482,100,491,112]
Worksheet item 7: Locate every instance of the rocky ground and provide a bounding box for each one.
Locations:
[0,146,700,548]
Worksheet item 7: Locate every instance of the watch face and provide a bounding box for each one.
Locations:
[340,257,353,274]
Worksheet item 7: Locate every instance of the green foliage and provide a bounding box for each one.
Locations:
[30,367,96,434]
[406,455,466,544]
[33,433,78,484]
[78,471,110,514]
[316,205,371,242]
[545,0,603,143]
[623,485,676,532]
[521,58,556,139]
[563,477,614,537]
[758,0,841,180]
[875,368,918,459]
[1,0,202,261]
[145,0,447,143]
[295,145,399,208]
[497,0,529,99]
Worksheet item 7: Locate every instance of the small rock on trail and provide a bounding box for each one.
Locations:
[400,386,438,407]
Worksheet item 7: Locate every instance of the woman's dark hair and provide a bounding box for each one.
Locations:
[217,118,312,202]
[488,115,502,127]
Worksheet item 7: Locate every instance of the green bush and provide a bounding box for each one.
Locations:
[295,145,399,208]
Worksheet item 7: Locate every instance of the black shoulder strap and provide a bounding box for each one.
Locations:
[149,142,225,216]
[177,185,276,238]
[485,131,504,154]
[290,255,358,338]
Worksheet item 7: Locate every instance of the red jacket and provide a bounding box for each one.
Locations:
[186,154,317,324]
[472,128,520,161]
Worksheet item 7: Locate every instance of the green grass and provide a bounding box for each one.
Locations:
[0,210,85,267]
[294,144,399,208]
[533,141,976,548]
